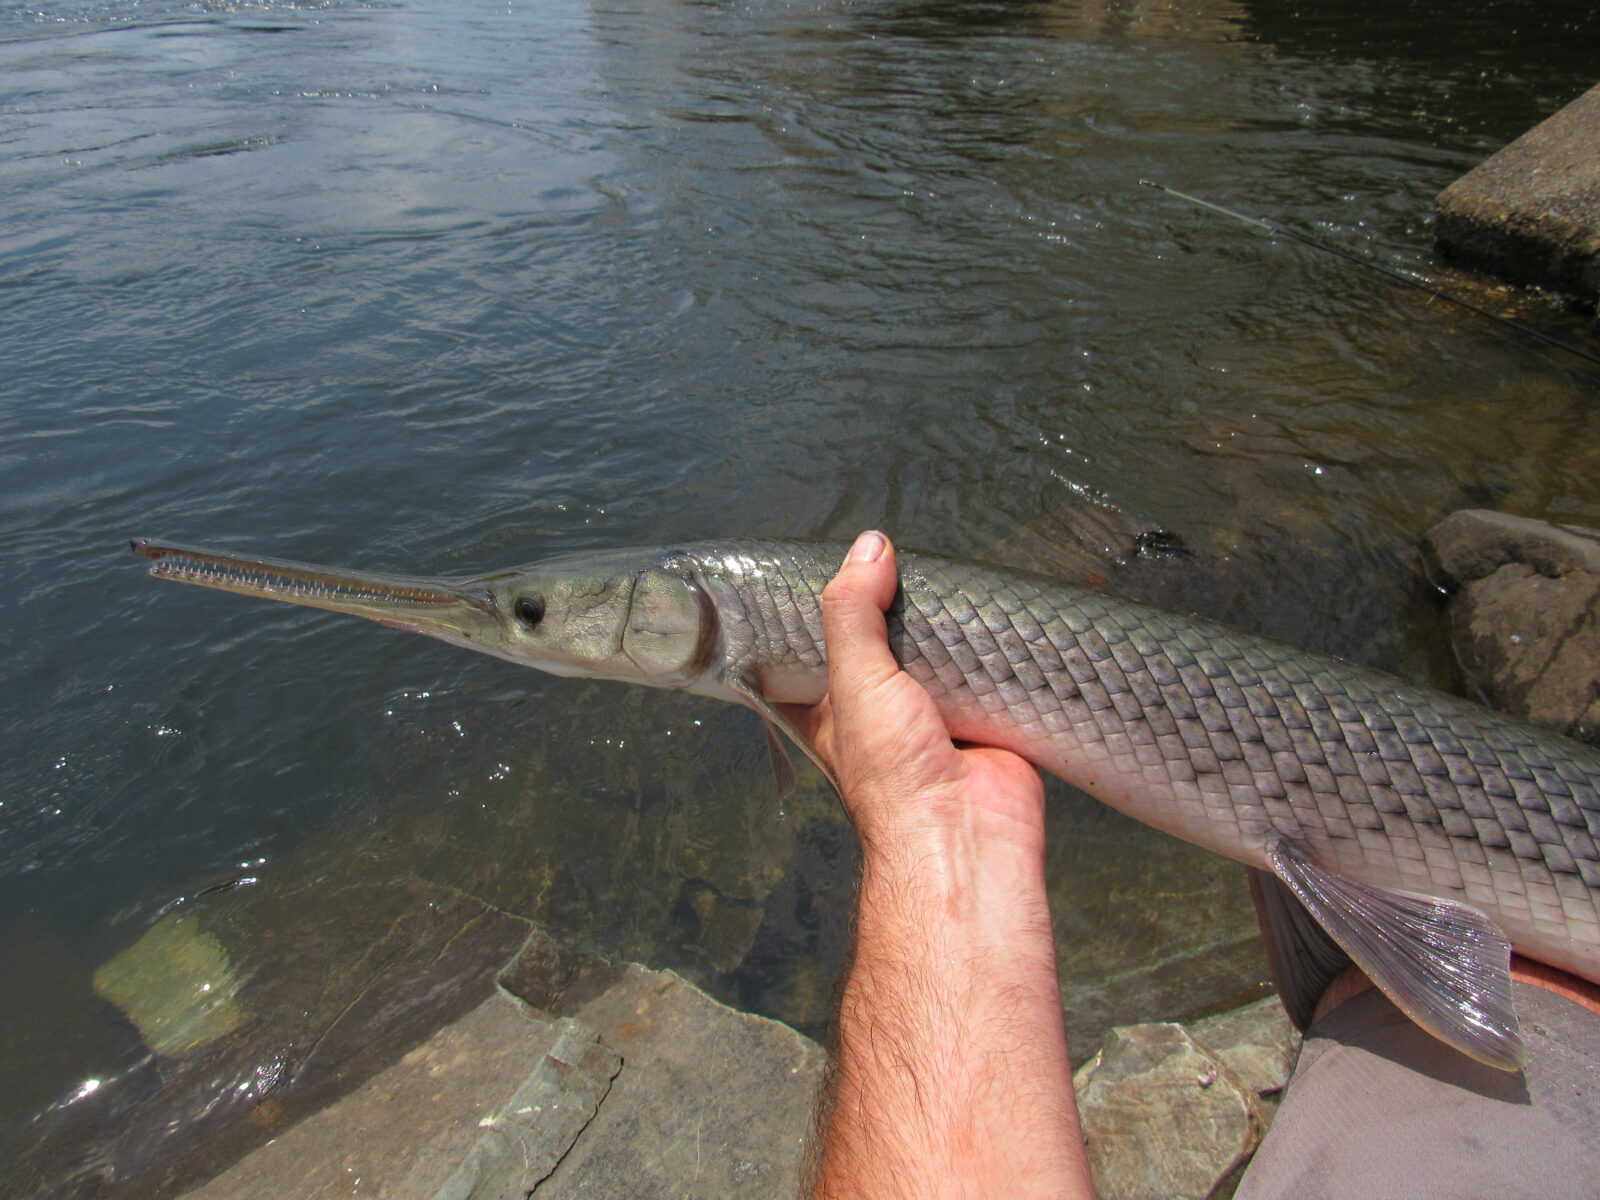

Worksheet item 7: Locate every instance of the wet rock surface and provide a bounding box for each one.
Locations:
[1421,509,1600,745]
[1434,82,1600,305]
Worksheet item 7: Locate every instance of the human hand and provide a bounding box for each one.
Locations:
[786,530,1049,871]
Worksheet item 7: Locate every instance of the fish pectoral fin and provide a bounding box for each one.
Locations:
[728,675,841,797]
[1266,841,1525,1071]
[762,718,799,799]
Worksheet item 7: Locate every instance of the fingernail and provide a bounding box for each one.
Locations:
[847,530,886,564]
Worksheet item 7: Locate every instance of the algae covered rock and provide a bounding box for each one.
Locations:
[93,913,244,1059]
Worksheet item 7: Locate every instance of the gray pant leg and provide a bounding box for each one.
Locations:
[1235,982,1600,1200]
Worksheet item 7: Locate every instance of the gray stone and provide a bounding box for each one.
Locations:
[181,962,826,1200]
[435,1017,621,1200]
[1421,510,1600,744]
[1074,1022,1268,1200]
[1434,83,1600,304]
[1187,996,1300,1101]
[180,994,594,1200]
[534,964,826,1198]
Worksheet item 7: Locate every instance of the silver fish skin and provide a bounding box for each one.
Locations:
[134,535,1600,1067]
[681,541,1600,979]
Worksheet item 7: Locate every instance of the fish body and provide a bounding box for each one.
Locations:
[696,543,1600,972]
[132,536,1600,1068]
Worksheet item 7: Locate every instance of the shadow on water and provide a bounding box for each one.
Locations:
[3,0,1600,1192]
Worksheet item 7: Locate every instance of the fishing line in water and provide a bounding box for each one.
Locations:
[1139,179,1600,370]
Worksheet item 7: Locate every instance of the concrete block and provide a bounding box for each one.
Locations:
[1435,84,1600,304]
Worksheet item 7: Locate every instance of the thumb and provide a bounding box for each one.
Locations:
[820,531,901,711]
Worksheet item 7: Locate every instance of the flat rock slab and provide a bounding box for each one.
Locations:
[534,964,827,1198]
[181,994,600,1200]
[181,964,825,1200]
[1187,996,1300,1101]
[1434,83,1600,304]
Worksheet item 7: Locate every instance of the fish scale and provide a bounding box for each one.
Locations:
[684,541,1600,982]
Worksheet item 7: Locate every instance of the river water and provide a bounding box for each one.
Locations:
[3,0,1598,1193]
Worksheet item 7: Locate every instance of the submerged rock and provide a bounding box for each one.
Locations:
[1421,509,1600,745]
[92,913,244,1059]
[506,957,826,1198]
[28,869,533,1200]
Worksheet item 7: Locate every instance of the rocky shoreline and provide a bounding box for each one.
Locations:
[175,935,1297,1200]
[179,945,825,1200]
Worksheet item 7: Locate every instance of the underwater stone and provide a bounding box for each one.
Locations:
[92,913,245,1059]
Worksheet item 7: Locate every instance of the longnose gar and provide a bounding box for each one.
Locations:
[131,536,1600,1070]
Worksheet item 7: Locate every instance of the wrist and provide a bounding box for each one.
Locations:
[854,823,1058,979]
[858,803,1049,898]
[850,772,1049,875]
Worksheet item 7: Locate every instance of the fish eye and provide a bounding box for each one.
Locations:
[514,596,545,629]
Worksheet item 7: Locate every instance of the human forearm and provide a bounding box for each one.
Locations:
[813,828,1094,1199]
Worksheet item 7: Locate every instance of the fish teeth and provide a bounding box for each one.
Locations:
[151,553,450,606]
